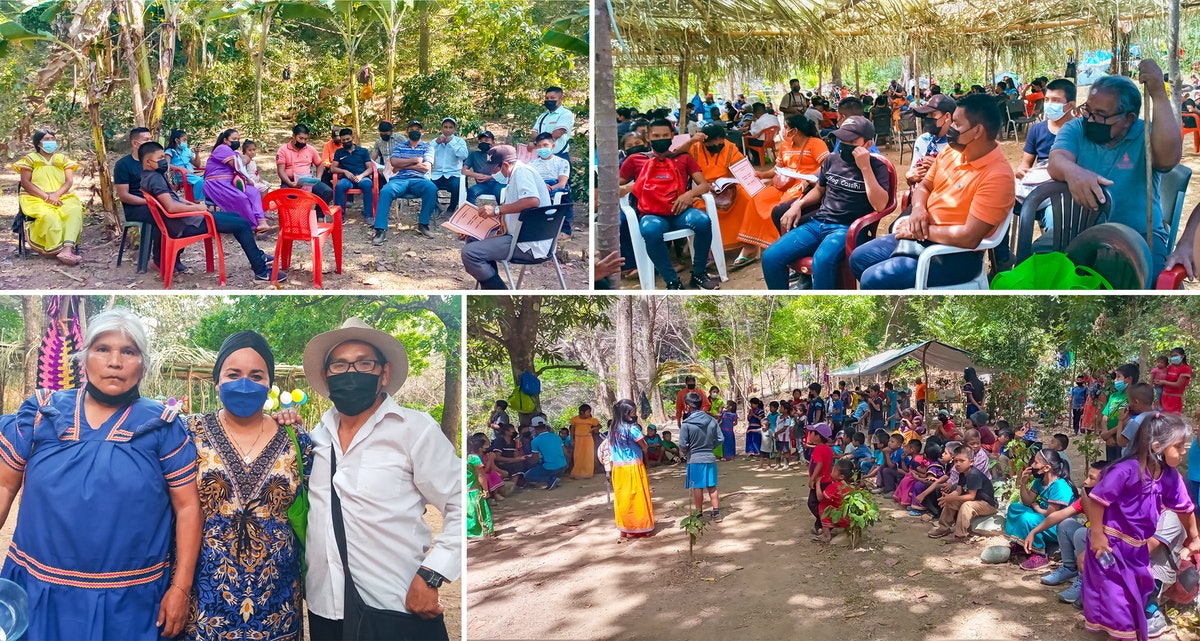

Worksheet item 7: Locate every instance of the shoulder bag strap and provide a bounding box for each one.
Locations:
[330,442,368,615]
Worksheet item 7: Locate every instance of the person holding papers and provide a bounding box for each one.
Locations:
[760,116,891,290]
[458,145,551,289]
[675,123,761,261]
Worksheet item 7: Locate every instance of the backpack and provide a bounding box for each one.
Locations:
[518,370,541,396]
[632,153,686,216]
[597,437,613,472]
[507,388,536,414]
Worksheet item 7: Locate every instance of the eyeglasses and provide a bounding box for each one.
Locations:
[327,359,381,374]
[1078,105,1127,124]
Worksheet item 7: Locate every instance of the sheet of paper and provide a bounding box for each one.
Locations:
[728,157,764,197]
[516,144,538,164]
[774,166,819,182]
[441,203,500,241]
[668,134,693,152]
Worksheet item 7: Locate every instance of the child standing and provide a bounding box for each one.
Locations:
[1026,459,1110,604]
[570,403,601,479]
[814,459,855,543]
[1150,355,1169,410]
[1083,413,1200,641]
[718,401,739,460]
[746,398,764,459]
[467,434,495,539]
[774,402,794,470]
[806,423,835,536]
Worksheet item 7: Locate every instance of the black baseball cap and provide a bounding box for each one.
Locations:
[378,121,394,132]
[914,94,957,115]
[831,116,875,142]
[406,119,423,129]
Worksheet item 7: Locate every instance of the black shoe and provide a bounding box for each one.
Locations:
[789,274,813,290]
[372,228,387,245]
[665,280,685,290]
[256,267,287,282]
[417,223,434,239]
[691,273,721,290]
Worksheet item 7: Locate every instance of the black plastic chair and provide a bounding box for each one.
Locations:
[10,183,29,258]
[501,203,571,289]
[1066,223,1151,290]
[872,113,894,147]
[1014,181,1111,264]
[117,204,153,273]
[1012,98,1043,137]
[897,113,919,165]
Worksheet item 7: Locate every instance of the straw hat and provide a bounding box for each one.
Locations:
[302,318,409,397]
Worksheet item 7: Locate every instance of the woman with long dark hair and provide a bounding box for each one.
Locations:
[165,128,206,201]
[204,128,268,231]
[609,399,655,537]
[963,367,985,417]
[1003,448,1075,570]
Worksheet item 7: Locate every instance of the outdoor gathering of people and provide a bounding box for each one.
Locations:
[612,58,1200,291]
[0,308,462,640]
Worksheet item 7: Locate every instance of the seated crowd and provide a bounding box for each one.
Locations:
[613,58,1199,290]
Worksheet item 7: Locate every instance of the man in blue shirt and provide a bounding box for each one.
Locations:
[1069,377,1089,434]
[524,417,568,489]
[331,127,377,221]
[374,119,439,243]
[1048,60,1182,276]
[431,117,468,216]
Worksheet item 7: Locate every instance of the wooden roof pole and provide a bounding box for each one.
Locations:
[679,46,691,116]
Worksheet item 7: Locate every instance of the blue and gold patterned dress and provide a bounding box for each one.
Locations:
[182,413,312,641]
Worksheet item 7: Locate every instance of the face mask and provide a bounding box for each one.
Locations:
[156,159,169,174]
[492,171,508,185]
[536,148,553,159]
[704,144,723,155]
[230,140,241,151]
[41,140,58,153]
[649,138,673,154]
[408,130,422,142]
[1171,355,1183,365]
[921,116,941,136]
[326,372,382,416]
[85,380,140,407]
[1043,103,1066,121]
[380,133,392,141]
[686,383,695,389]
[625,145,649,155]
[180,142,190,151]
[219,377,270,418]
[544,100,558,111]
[1114,380,1127,392]
[342,141,354,150]
[1083,120,1115,145]
[839,143,858,163]
[478,142,491,152]
[945,125,970,151]
[293,141,307,149]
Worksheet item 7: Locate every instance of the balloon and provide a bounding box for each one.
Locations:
[292,390,307,406]
[263,397,276,411]
[280,391,294,407]
[270,385,281,398]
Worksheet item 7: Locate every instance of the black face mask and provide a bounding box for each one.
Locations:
[544,100,558,111]
[686,383,696,389]
[839,143,858,163]
[705,144,724,155]
[408,130,422,142]
[1083,120,1116,145]
[326,372,382,417]
[293,141,307,149]
[85,380,140,407]
[921,116,942,136]
[380,133,392,141]
[156,159,169,174]
[230,140,241,151]
[649,139,673,154]
[945,125,970,151]
[342,141,354,150]
[625,145,649,155]
[478,142,492,152]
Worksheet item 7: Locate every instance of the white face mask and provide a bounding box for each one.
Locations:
[492,171,508,185]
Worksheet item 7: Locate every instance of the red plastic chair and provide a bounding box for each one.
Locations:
[742,125,781,165]
[167,165,196,202]
[140,190,225,289]
[791,154,899,288]
[334,161,378,222]
[261,188,343,288]
[1182,114,1200,153]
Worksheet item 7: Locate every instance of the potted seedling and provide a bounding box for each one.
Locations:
[825,487,880,547]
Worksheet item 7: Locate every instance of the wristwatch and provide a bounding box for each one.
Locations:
[416,566,445,589]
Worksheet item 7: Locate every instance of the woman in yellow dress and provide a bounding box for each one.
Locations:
[569,403,600,479]
[734,114,828,263]
[15,130,84,265]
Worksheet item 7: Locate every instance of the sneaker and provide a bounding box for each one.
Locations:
[1147,611,1168,637]
[690,273,721,290]
[711,510,723,522]
[908,508,926,517]
[255,267,287,282]
[372,228,387,245]
[665,280,685,290]
[1058,575,1083,603]
[417,223,434,238]
[928,525,952,539]
[547,477,559,490]
[1020,554,1049,571]
[1040,565,1078,586]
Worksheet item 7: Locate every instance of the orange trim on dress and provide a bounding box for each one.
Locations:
[7,544,168,589]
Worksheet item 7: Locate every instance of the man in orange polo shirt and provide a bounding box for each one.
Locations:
[675,375,711,427]
[850,94,1015,289]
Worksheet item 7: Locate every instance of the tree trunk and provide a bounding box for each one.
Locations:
[253,6,276,135]
[417,1,431,76]
[678,50,690,117]
[1169,0,1182,120]
[640,298,666,426]
[831,59,842,86]
[147,0,181,136]
[116,0,148,128]
[430,297,462,446]
[595,0,620,287]
[21,296,42,397]
[854,59,860,94]
[86,48,117,229]
[386,26,398,120]
[615,297,635,400]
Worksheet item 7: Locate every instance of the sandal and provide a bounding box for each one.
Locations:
[731,255,758,269]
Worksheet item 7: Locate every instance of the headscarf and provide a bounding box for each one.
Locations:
[212,330,275,383]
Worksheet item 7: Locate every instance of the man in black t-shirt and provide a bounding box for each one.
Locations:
[929,444,997,541]
[114,127,178,272]
[463,130,502,205]
[138,142,284,282]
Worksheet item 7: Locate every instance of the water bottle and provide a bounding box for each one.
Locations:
[1098,551,1117,569]
[0,578,29,641]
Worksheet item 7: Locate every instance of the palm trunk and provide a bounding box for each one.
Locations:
[418,2,430,76]
[253,6,275,135]
[386,27,398,119]
[116,0,148,128]
[147,1,180,136]
[87,47,117,229]
[595,0,620,287]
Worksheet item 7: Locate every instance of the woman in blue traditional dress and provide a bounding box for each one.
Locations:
[1004,448,1075,571]
[165,128,206,203]
[204,129,269,231]
[0,308,201,640]
[182,330,312,641]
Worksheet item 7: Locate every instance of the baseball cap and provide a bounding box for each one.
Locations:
[441,117,457,126]
[483,144,518,172]
[530,416,548,427]
[831,115,875,142]
[477,130,495,140]
[970,410,990,426]
[807,422,833,440]
[406,119,423,129]
[914,94,957,115]
[378,121,394,132]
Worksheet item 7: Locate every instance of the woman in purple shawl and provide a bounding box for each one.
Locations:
[204,129,268,231]
[1083,412,1200,641]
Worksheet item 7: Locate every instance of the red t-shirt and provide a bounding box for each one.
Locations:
[619,151,703,215]
[810,443,834,484]
[820,480,851,527]
[674,388,711,422]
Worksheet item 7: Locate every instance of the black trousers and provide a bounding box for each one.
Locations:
[431,176,461,213]
[308,609,450,641]
[1071,407,1083,433]
[807,480,833,531]
[309,611,344,641]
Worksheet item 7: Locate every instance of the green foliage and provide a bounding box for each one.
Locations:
[1077,432,1106,468]
[680,510,708,560]
[395,68,480,129]
[466,296,613,379]
[1029,361,1068,430]
[614,68,680,110]
[992,438,1033,505]
[160,60,247,137]
[826,487,880,546]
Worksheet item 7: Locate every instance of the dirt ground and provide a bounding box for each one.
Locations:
[0,497,461,640]
[466,433,1171,641]
[0,126,588,291]
[619,137,1200,291]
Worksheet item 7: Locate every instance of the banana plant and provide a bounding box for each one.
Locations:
[361,0,406,121]
[541,6,587,56]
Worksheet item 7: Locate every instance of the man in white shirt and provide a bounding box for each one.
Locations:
[459,145,552,289]
[302,318,462,641]
[530,85,574,163]
[431,117,469,215]
[740,102,779,165]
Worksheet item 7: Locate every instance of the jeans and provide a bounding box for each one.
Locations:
[1071,407,1084,433]
[467,179,503,204]
[198,211,267,273]
[761,219,849,289]
[849,233,984,289]
[638,207,713,285]
[432,175,462,213]
[376,177,439,228]
[334,177,375,220]
[523,464,566,485]
[310,179,334,204]
[461,235,537,289]
[1059,518,1086,571]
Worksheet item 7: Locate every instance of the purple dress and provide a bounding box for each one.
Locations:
[1084,459,1194,641]
[203,144,264,227]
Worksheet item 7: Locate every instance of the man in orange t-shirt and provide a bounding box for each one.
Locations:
[914,377,927,415]
[675,375,711,426]
[850,94,1015,289]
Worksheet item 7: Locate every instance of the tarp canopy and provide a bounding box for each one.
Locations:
[830,340,996,377]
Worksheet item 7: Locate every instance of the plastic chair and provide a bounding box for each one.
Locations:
[116,208,152,273]
[742,126,780,165]
[1000,100,1025,141]
[872,113,894,147]
[896,113,919,165]
[621,193,729,290]
[791,154,899,289]
[334,162,378,221]
[261,188,343,288]
[1014,181,1111,263]
[1182,114,1200,153]
[140,190,225,289]
[9,182,29,258]
[1065,223,1150,290]
[912,212,1013,290]
[167,165,196,202]
[1161,164,1193,254]
[498,203,572,289]
[1012,98,1043,135]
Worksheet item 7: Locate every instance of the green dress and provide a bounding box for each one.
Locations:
[467,454,493,538]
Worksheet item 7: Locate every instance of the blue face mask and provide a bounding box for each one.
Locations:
[1171,355,1183,365]
[1043,103,1066,122]
[536,147,553,159]
[1114,380,1127,392]
[180,142,190,152]
[219,377,270,418]
[41,140,58,153]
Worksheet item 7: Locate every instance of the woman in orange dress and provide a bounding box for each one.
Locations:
[734,114,828,264]
[679,124,761,256]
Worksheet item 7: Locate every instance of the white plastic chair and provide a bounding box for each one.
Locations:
[620,193,728,290]
[912,214,1013,290]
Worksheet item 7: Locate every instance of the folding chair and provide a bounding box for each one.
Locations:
[498,203,572,289]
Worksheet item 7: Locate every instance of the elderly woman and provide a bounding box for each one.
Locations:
[14,130,84,265]
[204,129,269,231]
[0,308,201,639]
[180,330,312,640]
